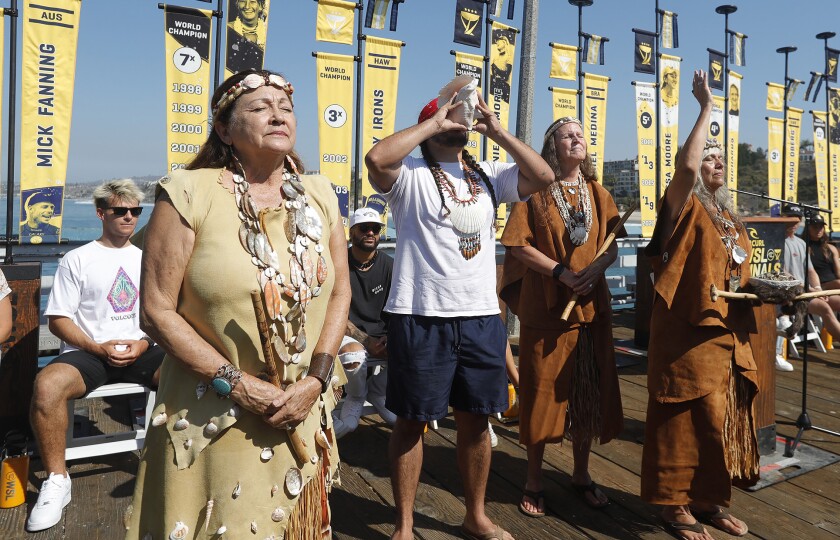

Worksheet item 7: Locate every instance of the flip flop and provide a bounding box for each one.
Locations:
[663,519,707,539]
[460,523,510,540]
[518,489,545,518]
[572,481,609,509]
[691,506,749,537]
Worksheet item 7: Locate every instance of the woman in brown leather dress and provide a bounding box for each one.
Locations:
[500,117,624,517]
[641,70,758,540]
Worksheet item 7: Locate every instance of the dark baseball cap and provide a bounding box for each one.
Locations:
[781,203,803,218]
[808,213,826,226]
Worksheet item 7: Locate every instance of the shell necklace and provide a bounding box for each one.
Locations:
[233,156,328,364]
[710,204,747,266]
[549,172,592,246]
[431,163,487,260]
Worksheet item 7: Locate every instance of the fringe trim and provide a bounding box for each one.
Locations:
[567,326,602,443]
[723,362,759,480]
[285,460,331,540]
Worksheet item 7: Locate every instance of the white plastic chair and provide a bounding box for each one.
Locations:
[64,383,156,461]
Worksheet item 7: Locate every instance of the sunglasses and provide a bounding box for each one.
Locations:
[356,223,382,234]
[107,206,144,217]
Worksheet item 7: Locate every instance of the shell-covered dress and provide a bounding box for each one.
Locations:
[126,168,342,540]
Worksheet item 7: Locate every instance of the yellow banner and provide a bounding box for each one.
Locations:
[455,51,484,159]
[549,43,577,81]
[316,0,355,45]
[727,71,741,208]
[658,54,680,194]
[488,21,517,164]
[830,89,840,230]
[635,82,656,238]
[551,87,577,120]
[812,112,831,224]
[316,53,354,231]
[164,7,213,175]
[785,107,803,202]
[709,95,725,143]
[224,0,270,78]
[20,0,82,244]
[767,117,784,207]
[583,73,608,182]
[361,36,402,205]
[766,82,784,112]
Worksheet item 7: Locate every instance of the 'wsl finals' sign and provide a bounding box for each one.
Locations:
[20,0,82,245]
[164,7,212,173]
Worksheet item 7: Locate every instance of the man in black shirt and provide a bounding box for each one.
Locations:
[333,208,397,437]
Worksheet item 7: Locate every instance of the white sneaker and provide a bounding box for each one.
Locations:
[26,472,71,532]
[777,315,792,332]
[488,421,499,448]
[775,355,794,372]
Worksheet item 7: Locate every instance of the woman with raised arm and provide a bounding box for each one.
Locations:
[126,69,350,539]
[641,70,757,540]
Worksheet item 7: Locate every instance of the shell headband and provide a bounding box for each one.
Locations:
[543,117,583,146]
[703,138,724,160]
[212,72,295,122]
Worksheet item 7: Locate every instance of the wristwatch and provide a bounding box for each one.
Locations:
[552,263,566,280]
[211,364,243,398]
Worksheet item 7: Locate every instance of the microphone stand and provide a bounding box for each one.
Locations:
[733,189,840,456]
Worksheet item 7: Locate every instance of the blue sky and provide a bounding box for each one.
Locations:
[4,0,839,182]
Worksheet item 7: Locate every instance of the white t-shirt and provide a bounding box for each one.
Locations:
[375,155,526,317]
[45,240,145,354]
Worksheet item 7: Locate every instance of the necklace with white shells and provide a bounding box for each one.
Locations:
[430,163,487,260]
[233,155,328,364]
[549,172,592,246]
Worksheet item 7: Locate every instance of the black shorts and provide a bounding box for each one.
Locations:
[385,314,508,421]
[49,345,165,395]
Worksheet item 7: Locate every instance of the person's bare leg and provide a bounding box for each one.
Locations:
[455,410,514,540]
[29,363,87,475]
[389,417,426,540]
[521,442,545,514]
[571,438,608,506]
[808,299,840,340]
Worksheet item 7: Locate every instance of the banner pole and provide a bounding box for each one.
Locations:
[777,46,797,202]
[214,0,223,88]
[654,0,660,203]
[3,0,17,263]
[482,5,491,161]
[568,0,592,117]
[716,5,736,170]
[353,3,363,211]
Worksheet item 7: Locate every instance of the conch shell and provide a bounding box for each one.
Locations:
[437,75,483,128]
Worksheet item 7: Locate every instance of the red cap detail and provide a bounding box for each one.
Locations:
[418,98,438,124]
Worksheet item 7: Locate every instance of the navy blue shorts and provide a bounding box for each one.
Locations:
[385,314,508,421]
[49,345,165,395]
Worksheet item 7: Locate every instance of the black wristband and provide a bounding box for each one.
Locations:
[552,263,565,280]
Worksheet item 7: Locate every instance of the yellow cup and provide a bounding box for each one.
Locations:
[0,455,29,508]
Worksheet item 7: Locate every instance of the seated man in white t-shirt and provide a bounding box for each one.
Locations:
[26,180,163,532]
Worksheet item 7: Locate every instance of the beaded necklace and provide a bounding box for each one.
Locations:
[232,156,328,365]
[549,172,592,246]
[430,163,488,260]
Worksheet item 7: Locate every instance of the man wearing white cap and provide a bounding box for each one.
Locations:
[333,207,397,438]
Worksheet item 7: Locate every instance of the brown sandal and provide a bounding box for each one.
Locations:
[691,506,749,537]
[518,489,545,518]
[663,519,706,539]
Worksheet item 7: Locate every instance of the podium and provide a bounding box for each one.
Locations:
[634,217,795,455]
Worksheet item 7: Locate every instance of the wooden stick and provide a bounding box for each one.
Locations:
[251,290,311,464]
[560,203,638,321]
[709,284,840,302]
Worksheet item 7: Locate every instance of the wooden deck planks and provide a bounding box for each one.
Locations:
[1,311,839,539]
